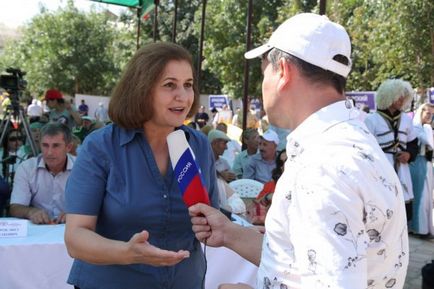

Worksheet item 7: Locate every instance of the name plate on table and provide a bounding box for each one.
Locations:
[0,219,28,237]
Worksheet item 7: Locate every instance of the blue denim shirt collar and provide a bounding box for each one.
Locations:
[119,127,144,146]
[119,126,190,146]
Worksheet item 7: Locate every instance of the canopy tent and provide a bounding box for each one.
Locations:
[90,0,206,91]
[90,0,159,48]
[92,0,141,5]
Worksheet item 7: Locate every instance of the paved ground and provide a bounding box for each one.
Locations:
[404,234,434,289]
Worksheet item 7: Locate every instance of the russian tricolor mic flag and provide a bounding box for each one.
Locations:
[167,130,210,207]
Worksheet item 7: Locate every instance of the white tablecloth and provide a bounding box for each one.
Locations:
[0,220,73,289]
[205,245,257,289]
[0,217,257,289]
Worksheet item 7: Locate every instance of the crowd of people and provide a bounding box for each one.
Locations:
[0,11,433,289]
[0,89,110,218]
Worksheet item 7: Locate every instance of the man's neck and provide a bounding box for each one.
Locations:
[387,108,400,116]
[47,159,67,175]
[246,147,256,155]
[263,155,275,162]
[288,86,345,130]
[267,63,346,131]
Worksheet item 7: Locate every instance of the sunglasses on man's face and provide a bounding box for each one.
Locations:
[8,136,22,142]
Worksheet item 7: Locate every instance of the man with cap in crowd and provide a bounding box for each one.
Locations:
[72,115,104,142]
[44,89,81,129]
[17,121,44,159]
[208,129,237,183]
[189,13,408,289]
[242,129,278,184]
[208,129,245,215]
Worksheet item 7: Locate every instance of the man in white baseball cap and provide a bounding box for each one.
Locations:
[242,129,279,183]
[190,13,408,289]
[261,129,279,146]
[208,129,236,183]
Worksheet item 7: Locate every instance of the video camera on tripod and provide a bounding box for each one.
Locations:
[0,68,27,113]
[0,67,27,91]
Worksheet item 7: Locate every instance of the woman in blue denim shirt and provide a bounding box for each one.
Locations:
[64,42,219,289]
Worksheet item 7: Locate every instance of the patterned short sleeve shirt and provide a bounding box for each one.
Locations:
[258,101,409,289]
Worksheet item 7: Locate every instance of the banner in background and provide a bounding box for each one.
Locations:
[346,91,376,110]
[250,99,261,110]
[209,95,229,110]
[429,88,434,104]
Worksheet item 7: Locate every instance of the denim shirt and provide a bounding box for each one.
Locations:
[65,124,218,289]
[243,153,276,184]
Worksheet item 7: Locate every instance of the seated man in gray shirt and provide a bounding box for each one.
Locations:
[9,122,75,224]
[242,129,278,183]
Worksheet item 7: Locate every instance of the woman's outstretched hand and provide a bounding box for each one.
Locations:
[126,230,190,266]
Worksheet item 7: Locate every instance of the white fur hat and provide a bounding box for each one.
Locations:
[375,79,414,110]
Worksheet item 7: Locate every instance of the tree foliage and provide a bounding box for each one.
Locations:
[200,0,286,99]
[139,0,222,94]
[0,1,126,97]
[329,0,433,92]
[0,0,432,100]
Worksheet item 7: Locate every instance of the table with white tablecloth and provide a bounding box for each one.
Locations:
[0,217,257,289]
[0,221,73,289]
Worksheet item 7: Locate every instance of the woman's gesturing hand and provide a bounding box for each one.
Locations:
[126,230,190,266]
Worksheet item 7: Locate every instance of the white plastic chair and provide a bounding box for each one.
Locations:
[229,179,263,199]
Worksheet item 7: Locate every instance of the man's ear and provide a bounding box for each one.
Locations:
[65,142,73,153]
[277,58,292,91]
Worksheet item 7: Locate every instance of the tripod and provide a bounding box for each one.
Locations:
[0,104,38,161]
[0,103,37,217]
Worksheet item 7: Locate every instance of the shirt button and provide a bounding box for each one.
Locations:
[163,194,167,198]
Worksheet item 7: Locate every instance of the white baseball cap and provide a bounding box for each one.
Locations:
[244,13,352,78]
[261,129,279,146]
[208,129,231,143]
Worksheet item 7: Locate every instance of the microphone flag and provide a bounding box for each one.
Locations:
[167,130,210,207]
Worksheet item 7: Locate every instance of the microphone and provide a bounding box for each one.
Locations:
[167,130,210,207]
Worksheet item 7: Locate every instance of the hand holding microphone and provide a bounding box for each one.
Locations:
[167,130,210,207]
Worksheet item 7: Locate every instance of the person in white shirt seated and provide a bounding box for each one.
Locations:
[9,122,75,224]
[217,122,241,168]
[209,129,237,183]
[208,129,245,214]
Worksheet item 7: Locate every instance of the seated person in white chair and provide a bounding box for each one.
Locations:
[208,129,245,214]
